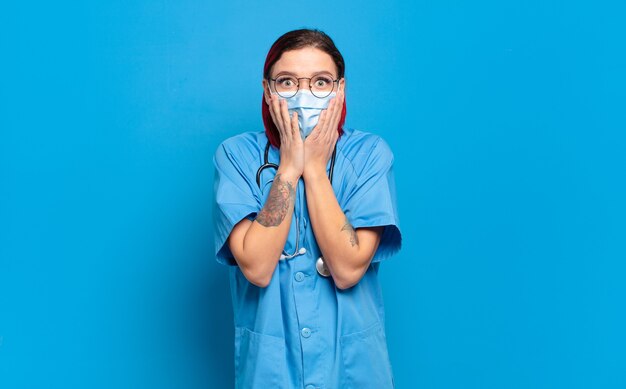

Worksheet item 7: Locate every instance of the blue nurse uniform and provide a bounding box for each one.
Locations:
[213,126,402,389]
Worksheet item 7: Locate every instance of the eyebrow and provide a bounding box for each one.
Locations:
[274,70,335,78]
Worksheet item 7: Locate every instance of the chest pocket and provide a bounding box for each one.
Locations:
[234,326,289,389]
[339,321,395,388]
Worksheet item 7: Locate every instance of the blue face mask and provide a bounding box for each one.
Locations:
[274,89,337,140]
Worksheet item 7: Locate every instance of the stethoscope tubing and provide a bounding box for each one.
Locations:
[255,140,337,272]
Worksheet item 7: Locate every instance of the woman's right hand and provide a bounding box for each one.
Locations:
[268,93,304,178]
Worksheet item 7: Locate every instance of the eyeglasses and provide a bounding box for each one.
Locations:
[268,73,340,99]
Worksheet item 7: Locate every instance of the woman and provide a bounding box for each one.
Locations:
[213,28,402,389]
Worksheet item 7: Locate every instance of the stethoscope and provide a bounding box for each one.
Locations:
[256,140,337,277]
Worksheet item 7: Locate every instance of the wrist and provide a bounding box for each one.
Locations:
[303,165,328,182]
[277,166,301,183]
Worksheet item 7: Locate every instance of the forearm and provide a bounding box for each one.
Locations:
[240,168,299,286]
[304,170,365,288]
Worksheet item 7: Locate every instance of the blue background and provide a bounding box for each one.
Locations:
[1,1,625,388]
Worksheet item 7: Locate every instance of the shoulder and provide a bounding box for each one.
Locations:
[214,130,266,167]
[337,127,394,174]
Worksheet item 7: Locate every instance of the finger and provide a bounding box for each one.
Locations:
[331,118,339,144]
[313,110,327,140]
[278,98,293,140]
[328,113,339,154]
[307,110,321,140]
[274,96,288,135]
[328,97,342,138]
[322,98,337,141]
[272,95,290,140]
[280,100,297,137]
[269,94,285,138]
[268,95,281,134]
[290,111,299,139]
[328,92,343,144]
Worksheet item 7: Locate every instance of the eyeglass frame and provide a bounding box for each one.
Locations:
[266,74,342,99]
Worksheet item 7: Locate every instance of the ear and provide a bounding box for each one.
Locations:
[338,78,346,94]
[262,79,272,105]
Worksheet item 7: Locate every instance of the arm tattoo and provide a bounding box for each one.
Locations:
[255,173,296,227]
[341,216,359,247]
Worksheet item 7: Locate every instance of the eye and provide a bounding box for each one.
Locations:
[313,76,332,87]
[276,76,297,87]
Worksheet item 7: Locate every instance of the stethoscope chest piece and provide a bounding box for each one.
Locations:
[316,256,331,277]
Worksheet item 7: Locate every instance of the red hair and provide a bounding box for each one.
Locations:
[261,29,346,149]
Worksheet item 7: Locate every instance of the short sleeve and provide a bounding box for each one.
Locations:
[213,142,262,266]
[343,137,402,263]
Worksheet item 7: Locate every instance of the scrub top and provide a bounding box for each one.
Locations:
[213,126,402,389]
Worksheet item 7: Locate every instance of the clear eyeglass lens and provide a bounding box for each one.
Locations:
[310,75,335,98]
[274,75,336,98]
[274,76,299,97]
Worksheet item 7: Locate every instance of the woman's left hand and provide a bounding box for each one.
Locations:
[303,89,344,181]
